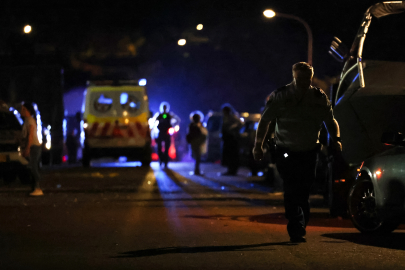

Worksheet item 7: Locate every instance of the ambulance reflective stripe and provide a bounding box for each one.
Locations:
[127,125,134,137]
[87,121,149,138]
[135,122,147,137]
[101,122,111,137]
[88,122,99,137]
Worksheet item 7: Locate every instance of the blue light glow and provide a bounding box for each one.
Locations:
[139,78,147,86]
[129,102,136,108]
[330,47,343,60]
[98,94,113,104]
[118,156,127,162]
[335,96,344,105]
[120,93,128,104]
[352,73,359,83]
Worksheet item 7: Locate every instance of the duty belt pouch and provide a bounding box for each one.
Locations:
[274,145,290,165]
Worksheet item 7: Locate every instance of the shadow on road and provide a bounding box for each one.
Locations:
[185,212,356,228]
[111,242,296,258]
[322,232,405,250]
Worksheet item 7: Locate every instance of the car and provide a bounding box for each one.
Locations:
[81,80,152,167]
[347,132,405,234]
[327,1,405,217]
[0,103,30,184]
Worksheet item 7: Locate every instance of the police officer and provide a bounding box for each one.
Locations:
[156,104,172,168]
[221,105,242,176]
[253,62,342,243]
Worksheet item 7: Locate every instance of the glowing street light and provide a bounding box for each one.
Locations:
[23,25,32,34]
[178,39,186,46]
[263,10,276,18]
[263,9,313,65]
[196,24,203,30]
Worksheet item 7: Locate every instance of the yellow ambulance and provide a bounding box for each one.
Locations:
[81,80,151,167]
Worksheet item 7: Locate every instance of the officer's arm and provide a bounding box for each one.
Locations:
[254,96,277,148]
[323,106,342,151]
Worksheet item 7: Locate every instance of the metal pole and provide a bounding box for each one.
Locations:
[276,13,313,66]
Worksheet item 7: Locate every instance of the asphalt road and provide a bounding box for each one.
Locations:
[1,161,405,270]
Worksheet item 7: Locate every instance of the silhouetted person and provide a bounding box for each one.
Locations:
[221,105,242,176]
[253,62,342,243]
[156,105,172,168]
[66,129,78,164]
[186,113,207,175]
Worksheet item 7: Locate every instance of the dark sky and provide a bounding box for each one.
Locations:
[1,0,386,130]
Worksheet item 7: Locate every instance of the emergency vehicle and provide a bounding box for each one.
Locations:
[81,80,152,167]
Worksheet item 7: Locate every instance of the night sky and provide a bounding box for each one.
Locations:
[0,0,385,132]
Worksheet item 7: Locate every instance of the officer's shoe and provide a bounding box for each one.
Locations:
[290,236,306,243]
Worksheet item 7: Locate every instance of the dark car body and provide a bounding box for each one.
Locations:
[0,107,30,184]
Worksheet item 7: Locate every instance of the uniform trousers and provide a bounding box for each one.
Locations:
[275,145,319,238]
[157,135,171,166]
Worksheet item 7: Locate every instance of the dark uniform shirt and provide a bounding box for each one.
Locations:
[261,82,334,152]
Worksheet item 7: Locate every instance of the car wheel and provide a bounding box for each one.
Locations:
[348,178,401,234]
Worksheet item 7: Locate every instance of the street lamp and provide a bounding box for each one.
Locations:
[263,9,313,65]
[178,39,186,46]
[23,25,32,34]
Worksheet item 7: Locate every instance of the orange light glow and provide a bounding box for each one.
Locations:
[376,170,382,177]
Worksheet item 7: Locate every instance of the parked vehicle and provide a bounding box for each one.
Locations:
[348,132,405,233]
[239,113,263,175]
[0,103,30,184]
[328,1,405,224]
[81,80,152,167]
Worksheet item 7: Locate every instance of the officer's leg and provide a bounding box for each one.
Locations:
[164,136,171,166]
[297,151,318,226]
[227,140,239,174]
[157,139,163,165]
[194,149,201,175]
[277,154,306,238]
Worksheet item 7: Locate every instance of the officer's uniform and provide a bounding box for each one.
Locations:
[260,82,335,239]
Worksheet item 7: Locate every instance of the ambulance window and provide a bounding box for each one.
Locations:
[94,94,113,113]
[120,93,140,113]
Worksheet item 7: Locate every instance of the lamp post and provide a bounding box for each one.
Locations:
[263,9,313,66]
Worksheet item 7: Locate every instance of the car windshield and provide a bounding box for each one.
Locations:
[0,112,22,130]
[363,13,405,62]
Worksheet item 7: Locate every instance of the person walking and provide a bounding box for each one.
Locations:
[20,102,43,196]
[66,129,78,164]
[156,104,172,168]
[186,112,207,175]
[221,105,242,176]
[253,62,342,243]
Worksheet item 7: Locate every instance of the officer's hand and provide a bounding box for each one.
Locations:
[252,143,264,161]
